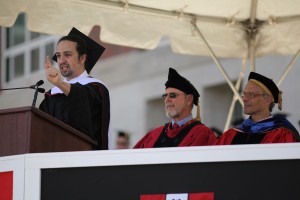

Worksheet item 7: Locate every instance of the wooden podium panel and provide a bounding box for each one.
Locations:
[0,106,96,157]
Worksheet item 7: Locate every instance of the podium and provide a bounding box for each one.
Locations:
[0,106,97,157]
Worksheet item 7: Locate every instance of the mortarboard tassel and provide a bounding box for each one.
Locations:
[278,90,282,110]
[195,98,201,122]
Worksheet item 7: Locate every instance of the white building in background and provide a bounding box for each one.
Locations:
[1,15,300,148]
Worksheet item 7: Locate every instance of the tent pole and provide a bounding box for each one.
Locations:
[249,0,258,71]
[277,47,300,86]
[191,20,243,105]
[223,59,246,132]
[249,37,256,72]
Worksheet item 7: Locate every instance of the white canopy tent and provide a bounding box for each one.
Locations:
[1,0,300,130]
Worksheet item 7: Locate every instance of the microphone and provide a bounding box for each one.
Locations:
[30,80,44,89]
[37,88,46,93]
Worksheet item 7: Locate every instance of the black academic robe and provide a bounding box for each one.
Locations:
[39,82,110,150]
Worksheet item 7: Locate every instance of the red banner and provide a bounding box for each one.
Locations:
[0,171,13,200]
[140,192,214,200]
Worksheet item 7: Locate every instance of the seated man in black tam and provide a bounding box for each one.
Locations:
[39,27,110,150]
[134,68,217,148]
[216,72,299,145]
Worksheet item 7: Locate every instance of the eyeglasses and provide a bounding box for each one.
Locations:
[162,92,186,99]
[240,91,267,99]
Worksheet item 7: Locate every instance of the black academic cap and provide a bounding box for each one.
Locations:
[248,71,282,110]
[52,27,105,74]
[165,68,200,105]
[118,131,129,138]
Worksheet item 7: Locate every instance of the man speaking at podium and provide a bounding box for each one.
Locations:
[39,27,110,150]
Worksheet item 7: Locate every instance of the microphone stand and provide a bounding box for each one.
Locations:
[0,86,32,91]
[31,86,45,107]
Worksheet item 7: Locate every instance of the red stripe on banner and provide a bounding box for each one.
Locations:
[0,171,13,200]
[189,192,214,200]
[140,192,214,200]
[140,194,166,200]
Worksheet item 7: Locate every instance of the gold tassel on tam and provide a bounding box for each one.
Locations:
[195,98,201,122]
[278,90,283,110]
